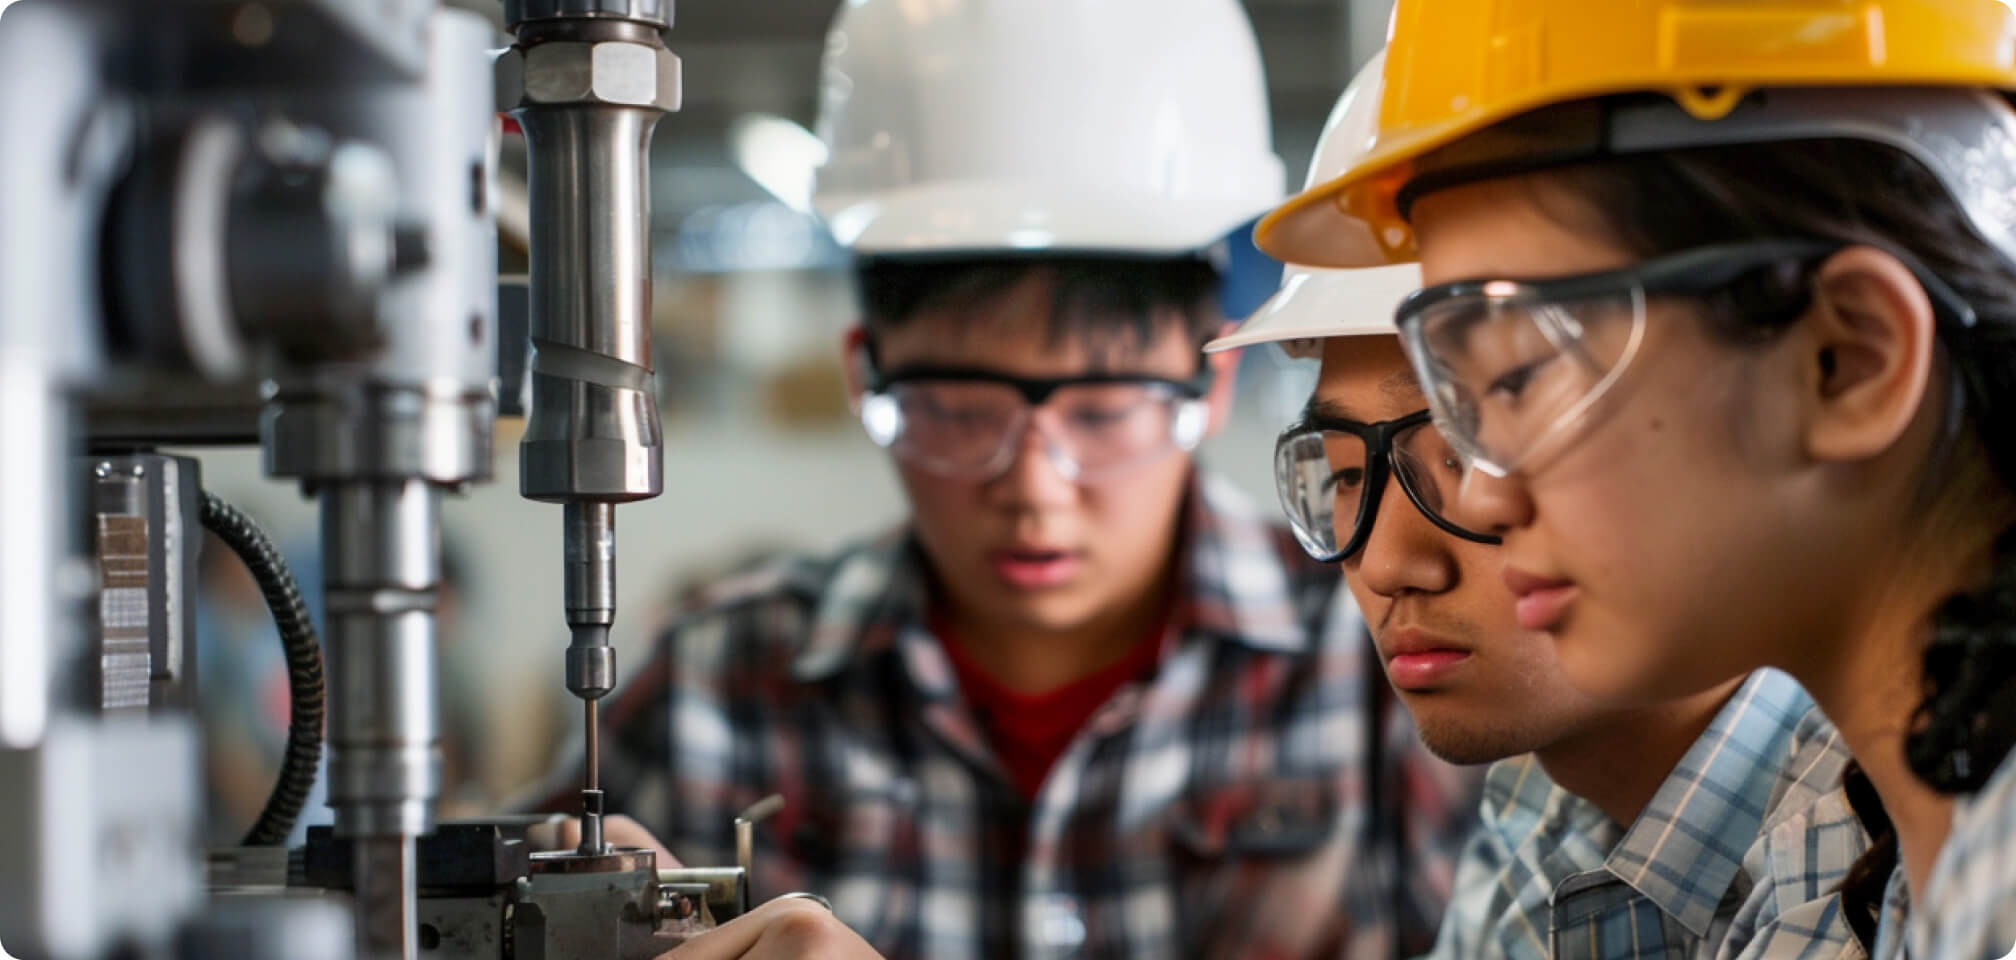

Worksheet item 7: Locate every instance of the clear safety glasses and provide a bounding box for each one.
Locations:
[857,366,1213,483]
[1275,410,1500,563]
[1394,240,1851,477]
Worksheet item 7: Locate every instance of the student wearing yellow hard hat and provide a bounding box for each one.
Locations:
[1258,1,2016,956]
[1223,51,1868,960]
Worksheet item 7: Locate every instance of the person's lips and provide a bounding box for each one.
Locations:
[987,546,1083,589]
[1503,567,1579,631]
[1380,626,1474,691]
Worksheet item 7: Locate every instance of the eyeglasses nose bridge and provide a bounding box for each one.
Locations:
[981,410,1083,483]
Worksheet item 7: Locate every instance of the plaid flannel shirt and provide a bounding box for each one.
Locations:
[1420,669,1867,960]
[1869,748,2016,960]
[537,473,1481,960]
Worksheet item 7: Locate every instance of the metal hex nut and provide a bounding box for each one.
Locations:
[494,41,681,112]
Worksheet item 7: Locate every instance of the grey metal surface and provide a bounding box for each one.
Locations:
[226,130,403,363]
[394,853,680,960]
[84,375,267,446]
[154,456,201,711]
[0,0,117,758]
[3,1,506,957]
[504,54,671,502]
[411,894,510,957]
[505,0,672,30]
[90,462,154,714]
[208,845,296,890]
[263,3,499,488]
[108,114,254,381]
[321,480,443,845]
[734,794,785,883]
[500,15,674,503]
[85,454,203,716]
[564,501,619,713]
[0,718,203,959]
[249,10,501,957]
[180,896,356,960]
[497,276,533,419]
[355,836,423,960]
[0,4,208,956]
[516,850,670,960]
[563,502,620,639]
[656,865,751,927]
[0,366,66,751]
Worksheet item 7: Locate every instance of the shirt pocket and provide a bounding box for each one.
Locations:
[1163,775,1356,958]
[1169,775,1343,860]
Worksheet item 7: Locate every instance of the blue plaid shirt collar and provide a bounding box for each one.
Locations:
[1603,668,1821,936]
[1481,669,1826,941]
[1480,753,1622,879]
[787,470,1308,685]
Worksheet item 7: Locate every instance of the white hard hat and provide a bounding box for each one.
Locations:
[1207,50,1414,353]
[812,0,1284,257]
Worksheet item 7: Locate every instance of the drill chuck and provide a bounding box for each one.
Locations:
[566,634,616,700]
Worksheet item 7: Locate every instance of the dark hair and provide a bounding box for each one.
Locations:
[1532,129,2016,926]
[853,255,1222,357]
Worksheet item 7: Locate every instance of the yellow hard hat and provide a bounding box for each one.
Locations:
[1257,0,2016,268]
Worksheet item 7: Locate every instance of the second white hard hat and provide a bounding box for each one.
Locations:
[1207,50,1415,353]
[811,0,1285,257]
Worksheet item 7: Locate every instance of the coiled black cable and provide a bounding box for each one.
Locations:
[199,491,325,846]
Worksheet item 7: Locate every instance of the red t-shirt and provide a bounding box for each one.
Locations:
[935,610,1168,801]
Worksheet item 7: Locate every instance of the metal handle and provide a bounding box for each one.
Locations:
[733,794,785,877]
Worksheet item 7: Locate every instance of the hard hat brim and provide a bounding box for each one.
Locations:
[1204,264,1417,353]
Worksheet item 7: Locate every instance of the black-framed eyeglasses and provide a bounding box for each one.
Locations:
[858,364,1216,482]
[1394,239,1980,478]
[1274,409,1501,563]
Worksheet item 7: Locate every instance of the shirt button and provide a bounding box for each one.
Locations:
[1032,894,1087,953]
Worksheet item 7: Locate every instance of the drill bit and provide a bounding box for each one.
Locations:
[562,503,618,856]
[580,696,603,854]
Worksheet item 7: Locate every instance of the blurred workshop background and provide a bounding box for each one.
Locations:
[186,0,1395,844]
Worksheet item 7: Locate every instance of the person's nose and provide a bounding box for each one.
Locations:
[1349,471,1460,599]
[1452,466,1535,537]
[983,413,1080,509]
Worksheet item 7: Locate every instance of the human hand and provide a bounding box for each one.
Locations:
[654,895,881,960]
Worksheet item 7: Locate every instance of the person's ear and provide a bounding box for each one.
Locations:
[1799,245,1939,463]
[1202,324,1241,439]
[840,325,870,407]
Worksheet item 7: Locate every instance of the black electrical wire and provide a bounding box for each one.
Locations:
[199,490,325,847]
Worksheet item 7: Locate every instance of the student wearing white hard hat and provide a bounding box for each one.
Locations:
[1214,52,1871,959]
[530,6,1479,959]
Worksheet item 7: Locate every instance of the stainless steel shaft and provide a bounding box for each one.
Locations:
[322,481,441,842]
[510,31,669,506]
[564,501,618,698]
[321,481,440,960]
[352,837,420,960]
[581,697,604,855]
[500,0,679,856]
